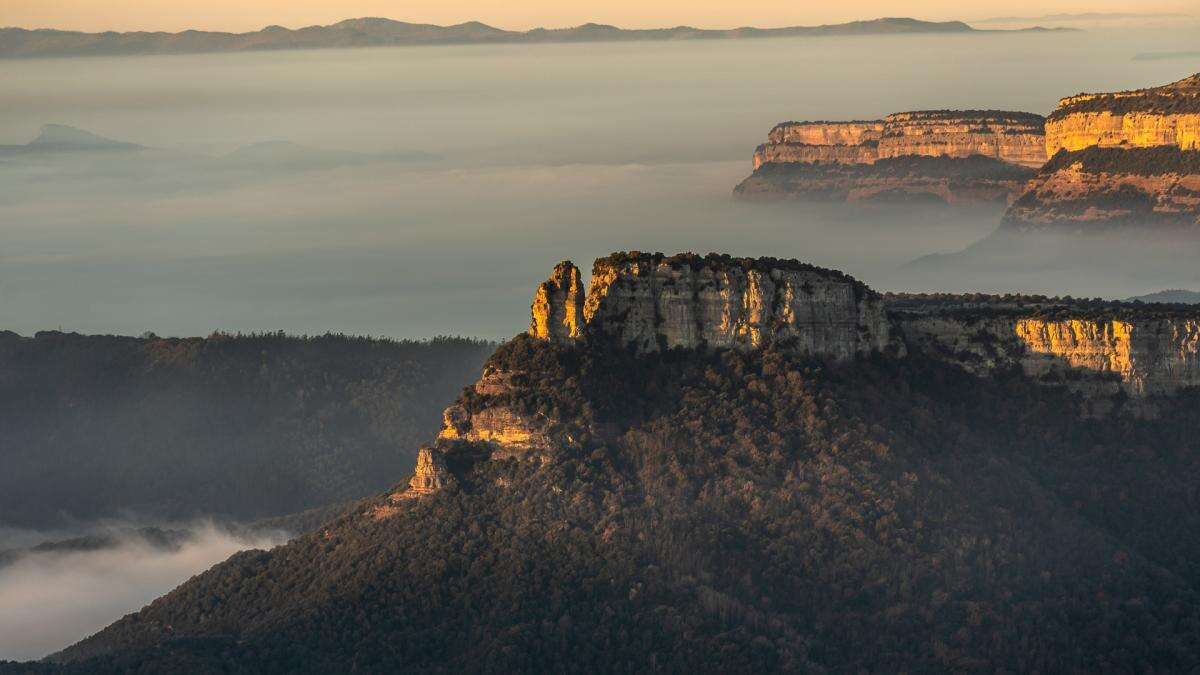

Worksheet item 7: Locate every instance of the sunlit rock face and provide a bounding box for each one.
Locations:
[1045,74,1200,155]
[534,253,896,359]
[530,261,584,341]
[1007,74,1200,230]
[405,446,454,496]
[438,365,554,457]
[895,301,1200,415]
[740,111,1045,203]
[1014,318,1200,397]
[752,111,1046,169]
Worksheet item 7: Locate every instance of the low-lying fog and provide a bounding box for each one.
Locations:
[2,25,1199,340]
[0,523,287,661]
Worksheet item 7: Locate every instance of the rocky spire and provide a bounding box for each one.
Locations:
[406,446,454,496]
[529,261,584,341]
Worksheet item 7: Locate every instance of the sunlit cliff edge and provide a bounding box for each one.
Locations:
[376,254,1200,503]
[1005,73,1200,230]
[736,111,1045,204]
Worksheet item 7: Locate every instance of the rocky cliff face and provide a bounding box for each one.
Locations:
[535,253,896,358]
[1045,74,1200,155]
[894,298,1200,415]
[756,112,1046,169]
[1006,74,1200,230]
[740,110,1045,203]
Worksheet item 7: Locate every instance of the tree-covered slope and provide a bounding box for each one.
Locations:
[42,337,1200,672]
[0,331,493,528]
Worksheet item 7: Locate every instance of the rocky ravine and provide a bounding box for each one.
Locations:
[389,255,1200,493]
[1005,73,1200,230]
[736,110,1045,204]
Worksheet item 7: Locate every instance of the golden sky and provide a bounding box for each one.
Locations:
[1,0,1193,32]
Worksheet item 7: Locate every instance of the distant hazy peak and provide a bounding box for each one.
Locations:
[29,123,130,147]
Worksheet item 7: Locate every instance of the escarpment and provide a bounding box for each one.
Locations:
[737,110,1045,204]
[537,253,896,357]
[891,295,1200,415]
[1005,74,1200,230]
[399,258,1200,505]
[1045,74,1200,155]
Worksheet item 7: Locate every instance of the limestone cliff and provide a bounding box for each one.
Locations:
[892,296,1200,415]
[1045,74,1200,155]
[1006,74,1200,230]
[542,253,896,357]
[739,110,1045,203]
[756,112,1046,169]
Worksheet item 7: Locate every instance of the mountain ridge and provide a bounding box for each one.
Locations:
[0,17,1073,59]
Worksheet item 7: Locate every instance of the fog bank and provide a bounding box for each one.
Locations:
[0,523,287,661]
[2,28,1199,339]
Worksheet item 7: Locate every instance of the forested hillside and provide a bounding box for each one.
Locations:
[45,337,1200,672]
[0,331,493,528]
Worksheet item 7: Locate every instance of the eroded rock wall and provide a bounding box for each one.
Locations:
[755,111,1046,169]
[898,311,1200,411]
[533,254,895,358]
[1046,74,1200,155]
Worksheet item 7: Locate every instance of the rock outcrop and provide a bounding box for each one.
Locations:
[1005,74,1200,230]
[438,365,555,456]
[892,296,1200,415]
[405,446,455,496]
[738,110,1045,203]
[1045,74,1200,156]
[530,261,584,341]
[537,253,896,358]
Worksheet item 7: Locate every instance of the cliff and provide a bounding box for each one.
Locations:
[532,253,894,357]
[756,111,1046,169]
[1045,74,1200,155]
[1005,74,1200,230]
[891,296,1200,415]
[738,110,1045,203]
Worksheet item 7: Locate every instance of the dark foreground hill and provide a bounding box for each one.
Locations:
[0,331,493,528]
[31,254,1200,672]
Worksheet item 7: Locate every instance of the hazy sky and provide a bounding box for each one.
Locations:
[2,0,1194,32]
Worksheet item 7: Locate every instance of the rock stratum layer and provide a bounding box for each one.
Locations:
[738,110,1045,203]
[1005,74,1200,230]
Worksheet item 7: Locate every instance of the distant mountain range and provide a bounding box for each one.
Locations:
[1125,289,1200,304]
[0,17,1074,59]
